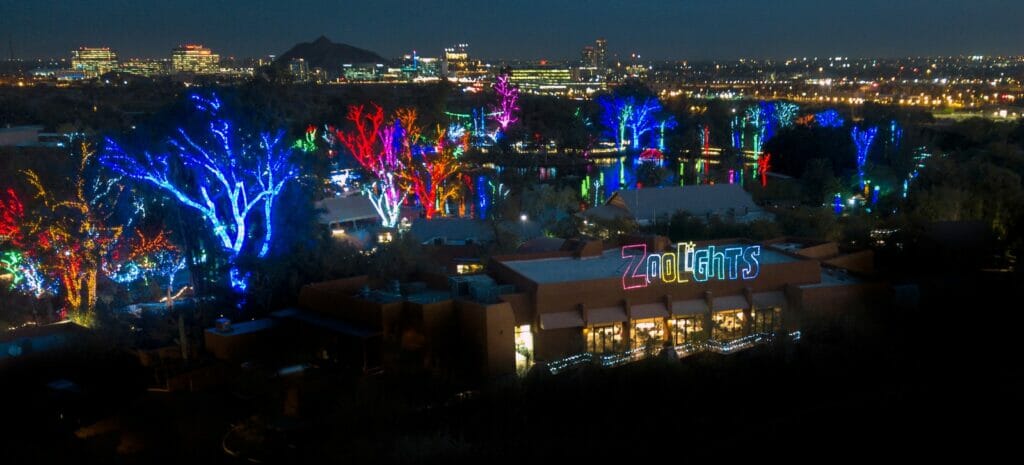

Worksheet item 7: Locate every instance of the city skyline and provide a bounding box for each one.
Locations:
[3,0,1024,61]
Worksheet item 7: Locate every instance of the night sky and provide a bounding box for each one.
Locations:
[3,0,1022,60]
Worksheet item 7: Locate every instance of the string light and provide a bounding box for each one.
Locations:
[598,95,665,150]
[545,331,802,374]
[852,126,879,189]
[394,112,463,219]
[326,104,409,228]
[103,92,297,294]
[292,125,318,153]
[815,109,844,128]
[490,73,520,132]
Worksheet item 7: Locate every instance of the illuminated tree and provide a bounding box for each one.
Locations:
[393,110,461,218]
[852,126,879,189]
[292,125,319,153]
[815,109,844,128]
[413,127,463,218]
[105,229,176,283]
[769,102,799,133]
[598,95,665,150]
[24,141,126,323]
[757,153,772,187]
[627,97,663,150]
[745,105,767,155]
[107,229,187,307]
[889,119,903,148]
[730,115,743,149]
[0,188,25,246]
[0,250,24,288]
[598,95,632,150]
[327,103,406,228]
[103,93,298,294]
[795,114,816,127]
[656,117,677,151]
[490,73,520,132]
[0,192,52,297]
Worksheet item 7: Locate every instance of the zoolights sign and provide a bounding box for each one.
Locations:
[621,242,761,290]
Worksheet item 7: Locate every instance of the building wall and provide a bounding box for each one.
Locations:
[204,324,277,362]
[794,282,888,322]
[0,127,41,146]
[534,327,584,362]
[824,250,875,274]
[456,300,515,378]
[526,258,821,316]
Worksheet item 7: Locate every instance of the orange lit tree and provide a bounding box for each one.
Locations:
[393,110,462,218]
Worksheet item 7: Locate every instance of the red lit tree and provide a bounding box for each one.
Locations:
[758,153,772,187]
[328,104,406,227]
[0,188,26,246]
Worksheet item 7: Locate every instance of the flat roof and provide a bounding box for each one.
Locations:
[802,268,863,288]
[204,318,276,337]
[501,245,797,284]
[770,242,805,253]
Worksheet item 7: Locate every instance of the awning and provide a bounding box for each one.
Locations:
[752,291,786,309]
[712,295,749,311]
[631,302,669,319]
[586,306,628,325]
[540,311,584,330]
[671,299,707,316]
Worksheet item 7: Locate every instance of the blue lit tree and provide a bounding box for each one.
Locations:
[851,126,879,189]
[598,95,631,150]
[656,116,677,151]
[815,109,844,128]
[745,105,768,156]
[102,94,298,294]
[769,101,799,135]
[730,115,743,149]
[598,95,666,150]
[627,97,663,150]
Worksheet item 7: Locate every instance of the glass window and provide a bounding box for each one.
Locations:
[584,323,623,354]
[752,307,782,334]
[669,316,704,345]
[712,309,746,341]
[631,318,666,351]
[514,325,534,376]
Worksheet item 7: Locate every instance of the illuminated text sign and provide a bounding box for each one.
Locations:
[621,242,761,290]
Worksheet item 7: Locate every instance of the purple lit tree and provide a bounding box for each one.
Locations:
[490,74,520,132]
[102,94,298,294]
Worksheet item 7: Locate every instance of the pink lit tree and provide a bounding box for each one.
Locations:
[490,74,520,132]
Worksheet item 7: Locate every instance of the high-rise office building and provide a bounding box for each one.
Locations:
[71,47,118,77]
[288,58,310,82]
[594,38,607,68]
[581,46,596,67]
[443,43,470,77]
[119,59,168,77]
[171,44,220,74]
